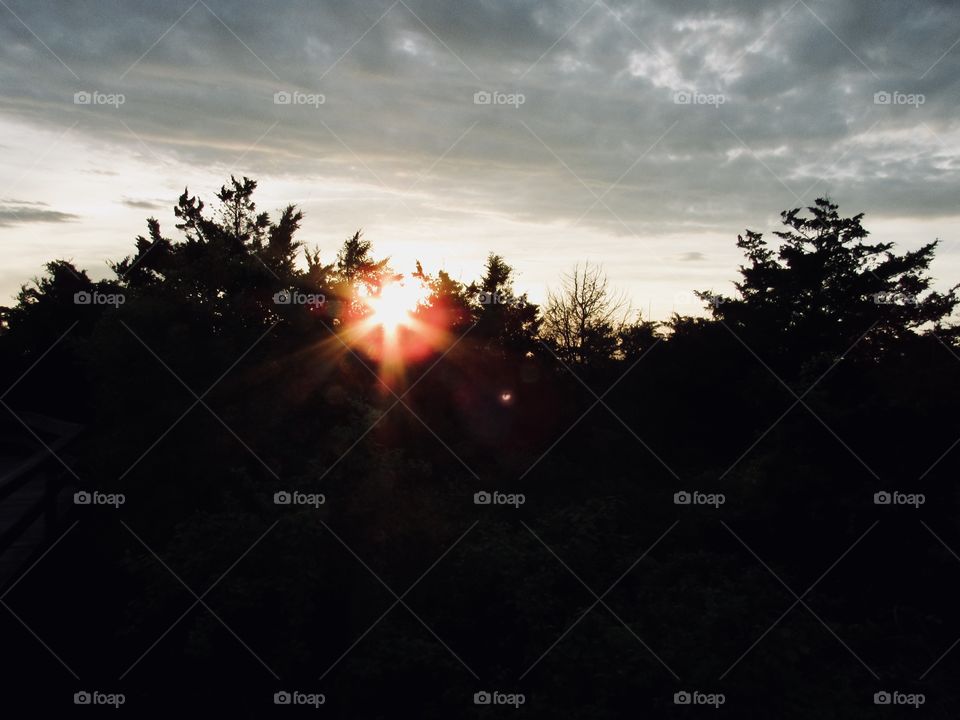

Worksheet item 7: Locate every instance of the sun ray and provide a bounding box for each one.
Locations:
[345,277,448,386]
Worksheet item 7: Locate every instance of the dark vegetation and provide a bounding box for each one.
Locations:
[1,176,959,717]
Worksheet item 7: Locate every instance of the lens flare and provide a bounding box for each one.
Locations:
[364,280,429,337]
[340,277,449,387]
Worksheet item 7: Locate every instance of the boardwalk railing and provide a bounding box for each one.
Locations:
[0,413,82,586]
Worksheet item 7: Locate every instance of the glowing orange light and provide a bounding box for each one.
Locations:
[364,280,429,337]
[339,277,448,387]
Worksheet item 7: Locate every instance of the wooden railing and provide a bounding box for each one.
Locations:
[0,413,82,584]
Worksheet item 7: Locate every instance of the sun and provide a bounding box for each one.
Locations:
[364,279,429,336]
[338,275,449,387]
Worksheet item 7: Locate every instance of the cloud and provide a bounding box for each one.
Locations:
[119,197,166,210]
[0,0,957,235]
[0,0,958,310]
[0,201,79,227]
[679,251,706,262]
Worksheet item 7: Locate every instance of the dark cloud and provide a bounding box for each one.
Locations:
[119,197,166,210]
[0,201,79,227]
[0,0,958,236]
[679,251,706,262]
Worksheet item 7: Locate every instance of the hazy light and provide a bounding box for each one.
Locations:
[338,277,448,388]
[364,279,429,338]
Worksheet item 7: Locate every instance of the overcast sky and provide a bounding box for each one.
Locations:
[1,0,958,319]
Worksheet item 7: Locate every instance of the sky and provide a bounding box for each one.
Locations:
[1,0,958,320]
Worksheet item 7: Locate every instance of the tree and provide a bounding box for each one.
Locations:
[698,198,959,371]
[262,205,305,278]
[617,317,661,361]
[336,231,391,290]
[111,218,173,286]
[469,253,540,355]
[215,175,270,248]
[418,268,473,331]
[541,262,630,364]
[303,245,337,292]
[2,180,960,717]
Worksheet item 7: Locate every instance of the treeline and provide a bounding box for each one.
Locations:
[1,177,959,718]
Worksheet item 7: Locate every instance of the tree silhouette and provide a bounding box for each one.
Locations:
[336,230,391,290]
[698,198,959,373]
[1,181,959,718]
[541,261,631,364]
[470,253,540,356]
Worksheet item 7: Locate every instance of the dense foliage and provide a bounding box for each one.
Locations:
[1,178,958,717]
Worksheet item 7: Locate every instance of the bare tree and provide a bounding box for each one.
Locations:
[541,262,631,364]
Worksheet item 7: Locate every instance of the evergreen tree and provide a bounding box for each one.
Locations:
[698,198,959,371]
[470,253,540,355]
